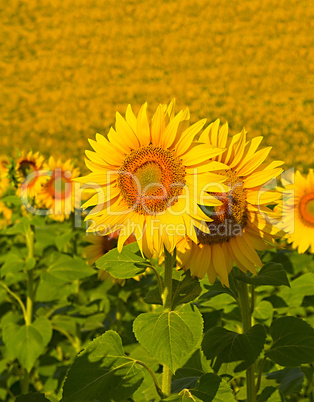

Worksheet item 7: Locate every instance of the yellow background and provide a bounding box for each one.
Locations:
[1,0,313,170]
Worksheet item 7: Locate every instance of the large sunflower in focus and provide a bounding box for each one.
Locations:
[278,169,314,253]
[38,157,80,221]
[177,119,284,287]
[78,100,227,256]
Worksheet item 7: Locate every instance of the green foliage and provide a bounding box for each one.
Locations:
[0,208,313,401]
[235,263,290,287]
[202,324,266,372]
[96,242,149,278]
[163,373,221,401]
[61,331,144,402]
[145,271,202,308]
[133,303,203,373]
[16,392,50,401]
[266,316,314,366]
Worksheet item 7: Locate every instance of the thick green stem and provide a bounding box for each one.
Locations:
[161,247,173,396]
[238,281,256,402]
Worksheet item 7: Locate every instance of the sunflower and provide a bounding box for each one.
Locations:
[38,157,80,221]
[176,119,284,287]
[15,151,45,195]
[84,231,136,283]
[78,100,227,256]
[0,155,10,197]
[277,169,314,253]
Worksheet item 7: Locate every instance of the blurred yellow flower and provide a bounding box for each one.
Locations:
[278,169,314,253]
[38,156,80,221]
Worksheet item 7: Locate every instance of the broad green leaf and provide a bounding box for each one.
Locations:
[96,242,148,279]
[47,254,95,281]
[266,368,304,396]
[287,253,314,274]
[133,303,203,372]
[5,216,31,235]
[32,316,52,347]
[144,286,162,305]
[162,374,221,402]
[266,316,314,366]
[1,312,22,360]
[202,324,266,372]
[200,281,237,302]
[1,195,22,206]
[236,263,290,287]
[253,300,273,326]
[279,272,314,307]
[15,325,45,371]
[189,373,221,401]
[1,312,50,371]
[172,271,202,309]
[257,386,277,402]
[16,392,50,401]
[0,252,25,276]
[61,330,144,402]
[25,257,36,270]
[213,380,236,401]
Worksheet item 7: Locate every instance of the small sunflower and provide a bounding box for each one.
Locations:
[177,119,284,287]
[38,157,80,221]
[78,100,227,256]
[278,169,314,253]
[15,151,45,198]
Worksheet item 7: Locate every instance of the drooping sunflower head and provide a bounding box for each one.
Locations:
[277,169,314,253]
[177,119,284,287]
[78,100,228,256]
[38,156,80,221]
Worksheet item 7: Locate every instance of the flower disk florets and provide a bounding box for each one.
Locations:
[117,145,186,215]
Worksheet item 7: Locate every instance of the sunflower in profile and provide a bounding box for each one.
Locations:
[78,100,227,256]
[176,119,284,287]
[84,231,136,283]
[15,151,45,198]
[277,169,314,253]
[38,157,80,221]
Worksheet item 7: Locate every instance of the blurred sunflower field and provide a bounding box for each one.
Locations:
[0,1,314,402]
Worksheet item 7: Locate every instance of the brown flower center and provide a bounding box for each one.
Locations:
[197,170,248,245]
[299,193,314,226]
[117,145,186,215]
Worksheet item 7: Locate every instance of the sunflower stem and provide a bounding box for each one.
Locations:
[238,281,256,402]
[161,247,174,396]
[25,226,35,326]
[22,225,35,394]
